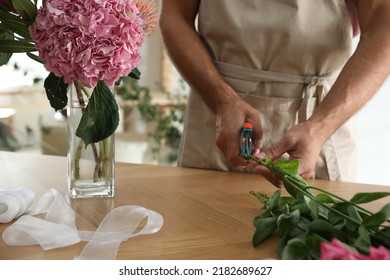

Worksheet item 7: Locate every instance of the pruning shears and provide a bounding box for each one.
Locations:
[241,122,253,156]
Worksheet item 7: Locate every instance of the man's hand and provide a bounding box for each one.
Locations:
[215,94,263,168]
[255,121,325,187]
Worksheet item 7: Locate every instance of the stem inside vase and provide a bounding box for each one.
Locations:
[67,82,115,198]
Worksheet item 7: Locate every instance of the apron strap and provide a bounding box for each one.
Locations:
[215,61,337,84]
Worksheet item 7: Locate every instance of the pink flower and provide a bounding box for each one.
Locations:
[320,238,390,260]
[29,0,144,88]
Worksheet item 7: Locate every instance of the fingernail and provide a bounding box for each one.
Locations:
[258,152,266,159]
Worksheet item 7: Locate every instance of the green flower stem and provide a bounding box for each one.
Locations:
[74,81,86,108]
[91,142,101,182]
[73,81,102,182]
[249,190,269,204]
[283,175,363,225]
[81,86,90,98]
[99,137,110,178]
[74,139,84,180]
[307,185,374,216]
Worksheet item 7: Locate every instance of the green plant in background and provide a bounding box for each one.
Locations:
[241,153,390,260]
[0,121,20,151]
[116,76,159,123]
[150,92,186,164]
[115,77,187,164]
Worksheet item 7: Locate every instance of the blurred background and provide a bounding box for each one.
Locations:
[1,26,389,186]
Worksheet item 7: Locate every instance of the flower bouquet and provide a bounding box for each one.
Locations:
[0,0,159,198]
[241,154,390,260]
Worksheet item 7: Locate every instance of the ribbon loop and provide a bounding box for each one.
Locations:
[2,188,164,259]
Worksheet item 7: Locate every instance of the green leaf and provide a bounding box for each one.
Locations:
[281,238,309,260]
[0,52,12,65]
[332,203,359,231]
[276,209,300,235]
[291,202,311,217]
[354,226,371,254]
[288,174,309,189]
[306,197,319,220]
[0,28,13,65]
[327,211,346,230]
[267,189,281,211]
[371,227,390,248]
[76,81,119,145]
[278,196,296,207]
[282,174,310,199]
[0,39,35,53]
[252,216,277,246]
[305,234,326,259]
[11,0,37,22]
[309,219,347,241]
[347,205,363,223]
[282,176,299,198]
[0,11,32,39]
[362,204,390,228]
[315,193,335,204]
[350,192,390,204]
[43,72,68,111]
[273,159,299,176]
[128,67,141,80]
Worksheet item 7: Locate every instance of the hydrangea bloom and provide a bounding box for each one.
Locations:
[30,0,144,88]
[320,238,390,260]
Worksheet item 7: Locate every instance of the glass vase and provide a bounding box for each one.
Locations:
[67,83,115,198]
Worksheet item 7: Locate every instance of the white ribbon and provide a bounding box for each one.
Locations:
[0,188,35,223]
[2,188,164,259]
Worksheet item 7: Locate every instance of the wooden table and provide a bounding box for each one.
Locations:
[0,151,389,260]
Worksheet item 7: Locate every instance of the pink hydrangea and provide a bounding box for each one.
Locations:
[30,0,144,88]
[320,238,390,260]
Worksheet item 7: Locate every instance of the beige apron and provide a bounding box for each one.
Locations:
[178,0,357,181]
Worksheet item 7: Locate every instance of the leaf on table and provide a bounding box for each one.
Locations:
[362,204,390,228]
[372,227,390,248]
[309,219,347,241]
[306,197,319,220]
[281,238,309,260]
[252,217,277,246]
[315,193,335,204]
[327,211,346,230]
[354,226,371,254]
[267,189,281,211]
[276,209,300,235]
[350,192,390,204]
[346,204,364,224]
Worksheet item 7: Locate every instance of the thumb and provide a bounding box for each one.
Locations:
[259,139,286,161]
[251,120,263,150]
